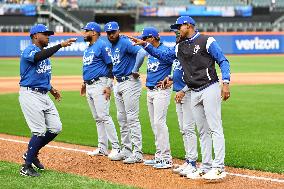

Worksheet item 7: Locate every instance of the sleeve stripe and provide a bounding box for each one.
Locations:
[206,37,215,53]
[175,44,179,57]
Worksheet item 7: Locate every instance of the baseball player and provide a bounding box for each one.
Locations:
[104,21,147,164]
[80,22,121,159]
[19,24,76,177]
[162,59,198,176]
[129,16,231,180]
[153,32,198,175]
[136,27,173,169]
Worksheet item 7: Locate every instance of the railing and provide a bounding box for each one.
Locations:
[37,3,83,33]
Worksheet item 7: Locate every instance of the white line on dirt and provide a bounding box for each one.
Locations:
[1,137,283,183]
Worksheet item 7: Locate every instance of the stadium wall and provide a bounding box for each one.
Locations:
[0,32,284,57]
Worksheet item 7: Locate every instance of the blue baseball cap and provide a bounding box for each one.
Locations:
[104,21,119,32]
[30,24,54,35]
[139,27,159,39]
[170,16,196,30]
[82,22,101,33]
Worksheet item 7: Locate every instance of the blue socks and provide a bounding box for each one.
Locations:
[25,131,58,166]
[40,131,58,148]
[25,135,44,166]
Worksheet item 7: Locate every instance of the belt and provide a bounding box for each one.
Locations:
[116,76,130,82]
[147,86,159,90]
[84,78,100,85]
[25,87,48,94]
[191,80,218,92]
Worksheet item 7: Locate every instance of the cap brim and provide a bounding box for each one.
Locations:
[170,24,180,30]
[105,29,118,32]
[41,31,54,35]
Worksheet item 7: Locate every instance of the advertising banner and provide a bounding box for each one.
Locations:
[0,33,283,57]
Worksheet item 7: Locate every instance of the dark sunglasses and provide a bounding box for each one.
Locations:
[106,31,117,35]
[142,36,153,40]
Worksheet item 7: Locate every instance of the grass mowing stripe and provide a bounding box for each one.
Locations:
[0,161,137,189]
[1,55,284,76]
[0,85,283,173]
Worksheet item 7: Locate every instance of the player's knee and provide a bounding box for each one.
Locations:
[50,124,62,134]
[183,127,196,136]
[117,113,126,124]
[96,113,109,122]
[126,114,139,124]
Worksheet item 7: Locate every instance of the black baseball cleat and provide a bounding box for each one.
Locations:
[20,164,40,177]
[22,152,45,170]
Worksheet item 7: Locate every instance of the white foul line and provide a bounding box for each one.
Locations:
[0,137,284,184]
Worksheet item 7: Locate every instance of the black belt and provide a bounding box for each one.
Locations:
[84,78,100,85]
[25,87,48,94]
[191,80,218,92]
[116,76,130,82]
[147,86,159,90]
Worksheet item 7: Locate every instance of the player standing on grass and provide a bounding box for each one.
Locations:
[80,22,121,159]
[129,16,231,180]
[104,21,147,164]
[19,24,76,177]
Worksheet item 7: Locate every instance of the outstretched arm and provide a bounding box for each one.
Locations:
[34,38,77,62]
[128,36,176,63]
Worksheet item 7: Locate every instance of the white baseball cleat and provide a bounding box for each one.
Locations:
[186,168,206,179]
[87,148,108,156]
[123,154,143,164]
[108,149,120,160]
[202,168,226,180]
[179,163,197,176]
[172,161,189,174]
[154,159,173,169]
[109,150,131,161]
[143,158,159,166]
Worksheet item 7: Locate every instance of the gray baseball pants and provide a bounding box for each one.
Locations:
[191,82,225,171]
[113,75,143,157]
[147,88,172,161]
[175,90,198,162]
[86,77,120,152]
[19,87,62,136]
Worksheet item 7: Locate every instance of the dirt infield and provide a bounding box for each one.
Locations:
[1,73,284,94]
[0,134,283,189]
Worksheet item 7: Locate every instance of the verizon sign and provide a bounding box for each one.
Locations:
[233,36,282,54]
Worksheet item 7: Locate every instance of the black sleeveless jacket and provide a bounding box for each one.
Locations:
[176,34,218,89]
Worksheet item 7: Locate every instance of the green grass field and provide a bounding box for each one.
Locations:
[1,55,284,77]
[0,86,284,173]
[0,161,136,189]
[0,56,284,185]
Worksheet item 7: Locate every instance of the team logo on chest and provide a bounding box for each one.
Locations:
[83,50,94,66]
[147,61,160,72]
[36,60,51,74]
[111,48,121,66]
[173,59,182,71]
[193,45,200,55]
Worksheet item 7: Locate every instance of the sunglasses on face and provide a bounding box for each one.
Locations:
[142,36,153,40]
[106,31,117,35]
[177,24,183,30]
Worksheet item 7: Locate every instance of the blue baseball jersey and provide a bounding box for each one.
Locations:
[172,59,186,92]
[83,38,112,81]
[146,43,172,87]
[19,44,52,90]
[106,35,141,77]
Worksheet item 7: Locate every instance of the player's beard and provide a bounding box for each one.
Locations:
[84,36,92,42]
